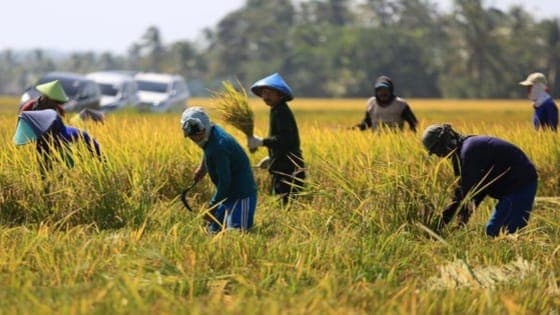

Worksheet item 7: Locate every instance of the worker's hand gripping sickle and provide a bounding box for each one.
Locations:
[181,161,217,223]
[180,157,208,213]
[180,181,217,223]
[180,181,198,212]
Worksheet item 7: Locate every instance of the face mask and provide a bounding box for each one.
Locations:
[429,127,458,157]
[194,138,208,148]
[430,141,451,157]
[529,82,548,103]
[187,125,213,148]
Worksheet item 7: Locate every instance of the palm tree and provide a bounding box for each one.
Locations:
[447,0,508,97]
[540,19,560,91]
[141,26,165,72]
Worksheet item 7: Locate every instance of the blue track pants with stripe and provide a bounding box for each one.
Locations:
[207,194,257,233]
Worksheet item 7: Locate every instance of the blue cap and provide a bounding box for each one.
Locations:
[250,73,294,101]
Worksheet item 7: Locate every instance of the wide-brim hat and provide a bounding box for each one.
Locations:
[250,73,294,101]
[519,72,547,86]
[36,80,69,103]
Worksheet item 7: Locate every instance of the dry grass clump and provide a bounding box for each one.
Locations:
[427,257,538,289]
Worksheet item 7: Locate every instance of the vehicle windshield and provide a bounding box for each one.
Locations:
[98,83,119,96]
[136,80,168,93]
[38,76,82,97]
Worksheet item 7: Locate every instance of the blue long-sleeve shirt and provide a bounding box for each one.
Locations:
[533,97,558,131]
[62,126,101,156]
[203,125,257,206]
[36,124,101,170]
[442,136,537,225]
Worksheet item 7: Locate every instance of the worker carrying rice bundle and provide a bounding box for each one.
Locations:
[247,73,305,206]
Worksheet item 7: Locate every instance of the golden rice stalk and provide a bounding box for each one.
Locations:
[212,80,254,137]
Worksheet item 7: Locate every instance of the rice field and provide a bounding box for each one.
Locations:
[0,96,559,314]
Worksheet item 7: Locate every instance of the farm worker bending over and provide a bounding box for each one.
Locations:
[13,109,101,172]
[181,107,257,233]
[247,73,305,206]
[20,80,68,116]
[422,124,538,237]
[519,72,558,131]
[354,75,417,132]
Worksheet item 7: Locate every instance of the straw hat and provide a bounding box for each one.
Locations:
[36,80,69,102]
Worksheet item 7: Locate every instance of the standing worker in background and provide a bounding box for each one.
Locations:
[354,75,417,132]
[19,80,68,116]
[181,107,257,233]
[421,124,538,237]
[247,73,305,206]
[519,72,558,131]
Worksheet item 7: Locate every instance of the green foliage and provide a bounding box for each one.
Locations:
[2,0,560,98]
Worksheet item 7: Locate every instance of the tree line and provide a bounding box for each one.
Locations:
[1,0,559,99]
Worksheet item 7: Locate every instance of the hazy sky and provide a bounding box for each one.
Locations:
[1,0,559,54]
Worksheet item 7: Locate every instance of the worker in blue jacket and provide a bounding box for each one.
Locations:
[422,124,538,237]
[37,124,101,169]
[519,72,558,131]
[181,106,257,233]
[13,109,101,171]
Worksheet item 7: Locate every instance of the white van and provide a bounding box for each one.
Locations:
[134,72,190,112]
[86,71,140,111]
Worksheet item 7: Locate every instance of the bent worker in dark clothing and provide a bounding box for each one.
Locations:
[247,73,305,206]
[355,75,417,132]
[421,124,538,237]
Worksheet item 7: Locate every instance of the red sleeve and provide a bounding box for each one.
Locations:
[19,99,64,116]
[20,99,37,112]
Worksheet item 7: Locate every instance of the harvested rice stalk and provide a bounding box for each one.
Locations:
[212,80,254,137]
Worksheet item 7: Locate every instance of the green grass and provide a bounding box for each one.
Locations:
[0,98,559,314]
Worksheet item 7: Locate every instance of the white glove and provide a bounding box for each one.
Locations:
[248,135,263,151]
[256,156,271,169]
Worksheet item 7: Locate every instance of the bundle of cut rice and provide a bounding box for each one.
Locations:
[212,80,254,137]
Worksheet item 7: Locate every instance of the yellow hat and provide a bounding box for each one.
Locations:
[36,80,69,102]
[519,72,547,86]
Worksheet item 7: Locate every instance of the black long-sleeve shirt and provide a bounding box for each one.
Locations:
[262,102,303,173]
